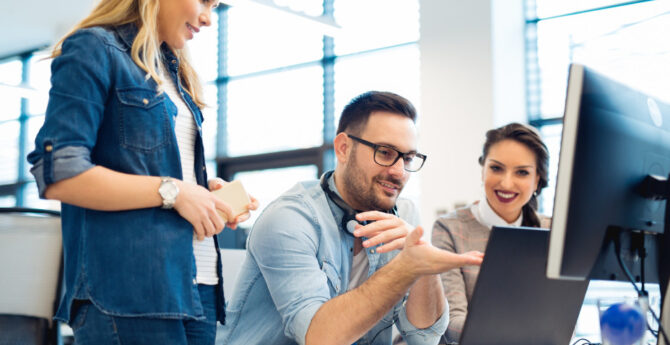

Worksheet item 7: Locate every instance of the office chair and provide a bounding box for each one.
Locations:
[219,248,246,301]
[0,207,62,345]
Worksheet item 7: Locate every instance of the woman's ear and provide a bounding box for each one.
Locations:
[333,132,350,164]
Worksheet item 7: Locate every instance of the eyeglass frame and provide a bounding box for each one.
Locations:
[346,134,427,172]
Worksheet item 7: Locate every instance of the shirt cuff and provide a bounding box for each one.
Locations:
[397,298,449,345]
[289,301,324,345]
[30,145,95,198]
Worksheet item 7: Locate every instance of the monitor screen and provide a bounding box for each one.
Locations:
[546,63,670,282]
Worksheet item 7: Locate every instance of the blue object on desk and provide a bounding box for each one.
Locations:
[600,302,646,345]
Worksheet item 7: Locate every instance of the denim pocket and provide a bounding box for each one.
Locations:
[321,260,341,295]
[117,87,170,152]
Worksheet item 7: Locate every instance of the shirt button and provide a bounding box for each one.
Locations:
[45,145,53,152]
[192,278,197,284]
[369,249,375,254]
[142,98,149,105]
[202,166,206,171]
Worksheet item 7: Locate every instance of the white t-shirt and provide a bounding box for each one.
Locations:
[161,67,218,285]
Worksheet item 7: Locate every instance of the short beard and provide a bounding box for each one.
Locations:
[340,146,402,211]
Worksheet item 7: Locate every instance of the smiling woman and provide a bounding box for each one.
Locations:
[430,122,551,343]
[25,0,257,344]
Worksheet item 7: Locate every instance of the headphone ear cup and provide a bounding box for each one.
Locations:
[342,213,359,234]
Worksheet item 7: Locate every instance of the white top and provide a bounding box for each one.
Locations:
[470,198,523,230]
[348,248,370,291]
[161,67,218,285]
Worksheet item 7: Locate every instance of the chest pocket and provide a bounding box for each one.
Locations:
[320,260,342,296]
[117,87,170,152]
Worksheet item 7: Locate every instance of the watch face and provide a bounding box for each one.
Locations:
[160,181,178,199]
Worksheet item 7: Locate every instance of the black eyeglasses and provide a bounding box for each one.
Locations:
[347,134,427,172]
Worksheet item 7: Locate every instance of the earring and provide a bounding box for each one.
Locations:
[533,191,538,197]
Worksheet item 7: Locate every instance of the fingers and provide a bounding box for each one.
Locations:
[208,177,226,191]
[202,217,216,238]
[457,254,483,266]
[353,217,409,238]
[439,249,484,268]
[405,226,424,247]
[375,238,405,253]
[193,222,205,241]
[463,250,485,259]
[213,198,234,223]
[175,181,258,240]
[209,208,225,235]
[235,211,251,224]
[362,226,408,248]
[461,251,484,266]
[355,210,394,222]
[247,195,260,211]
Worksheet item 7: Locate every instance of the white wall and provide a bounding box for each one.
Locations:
[418,0,527,229]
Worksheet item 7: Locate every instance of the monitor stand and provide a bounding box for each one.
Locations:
[638,173,670,344]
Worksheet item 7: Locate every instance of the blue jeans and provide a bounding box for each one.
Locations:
[71,284,217,345]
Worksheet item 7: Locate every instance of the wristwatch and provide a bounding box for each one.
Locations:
[158,177,179,209]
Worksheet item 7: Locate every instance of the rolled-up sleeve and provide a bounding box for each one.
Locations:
[29,146,95,198]
[26,29,110,197]
[247,197,331,345]
[395,296,449,345]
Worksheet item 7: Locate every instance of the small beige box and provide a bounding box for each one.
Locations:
[211,180,251,222]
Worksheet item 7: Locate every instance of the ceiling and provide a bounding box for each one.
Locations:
[0,0,340,60]
[0,0,95,59]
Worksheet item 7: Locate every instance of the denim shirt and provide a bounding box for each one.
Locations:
[26,24,225,324]
[219,176,448,345]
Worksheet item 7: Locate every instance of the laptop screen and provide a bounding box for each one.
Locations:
[457,226,588,345]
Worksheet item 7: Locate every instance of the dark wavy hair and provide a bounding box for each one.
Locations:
[478,123,549,227]
[336,91,416,135]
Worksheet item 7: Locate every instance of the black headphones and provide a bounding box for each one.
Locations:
[320,170,397,235]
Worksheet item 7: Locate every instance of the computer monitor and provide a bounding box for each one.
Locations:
[546,63,670,288]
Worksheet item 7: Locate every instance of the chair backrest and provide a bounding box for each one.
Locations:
[0,208,62,321]
[220,248,247,299]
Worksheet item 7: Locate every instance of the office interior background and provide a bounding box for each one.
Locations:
[1,0,669,341]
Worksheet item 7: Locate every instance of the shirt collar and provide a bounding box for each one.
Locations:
[327,173,347,203]
[471,198,522,230]
[114,23,139,50]
[114,23,179,69]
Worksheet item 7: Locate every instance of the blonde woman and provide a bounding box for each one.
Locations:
[27,0,257,343]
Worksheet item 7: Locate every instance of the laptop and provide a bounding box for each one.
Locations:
[456,226,589,345]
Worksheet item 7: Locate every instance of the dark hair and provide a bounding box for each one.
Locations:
[478,123,549,227]
[336,91,417,135]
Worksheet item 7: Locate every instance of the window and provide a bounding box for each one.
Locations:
[0,1,421,247]
[216,0,421,247]
[525,0,670,341]
[0,55,47,208]
[526,0,670,213]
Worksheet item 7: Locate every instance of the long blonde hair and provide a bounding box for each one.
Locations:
[52,0,206,108]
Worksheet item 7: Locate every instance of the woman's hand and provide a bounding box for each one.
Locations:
[173,180,232,241]
[208,178,260,230]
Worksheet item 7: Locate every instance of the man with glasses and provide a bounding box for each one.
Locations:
[220,91,483,345]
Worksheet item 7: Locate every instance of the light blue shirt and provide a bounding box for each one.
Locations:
[219,175,448,345]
